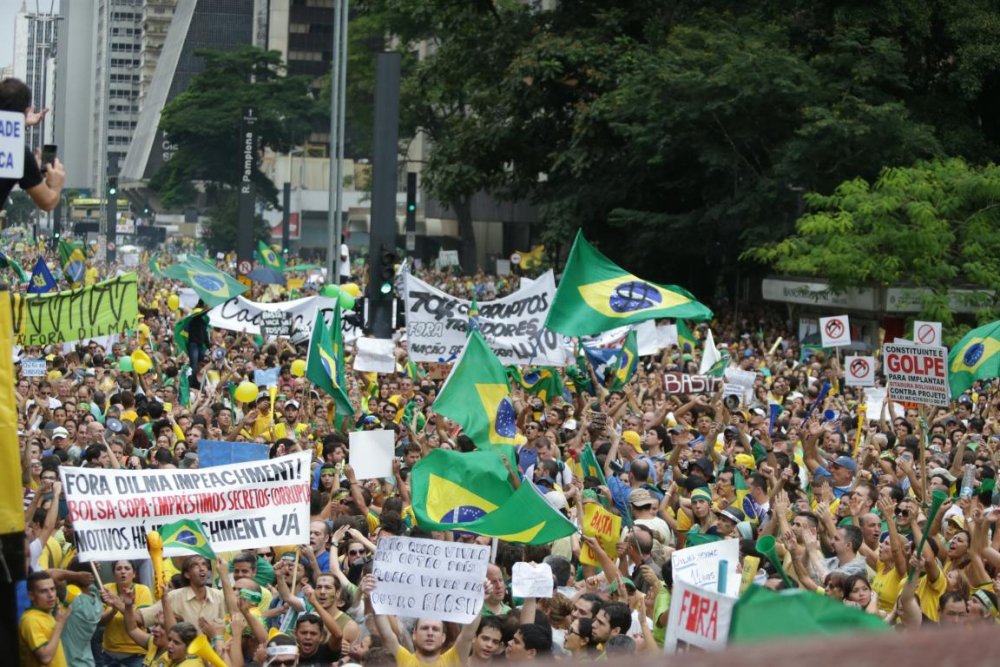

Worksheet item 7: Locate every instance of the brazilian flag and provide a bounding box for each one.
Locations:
[305,305,354,418]
[58,239,87,284]
[148,252,163,278]
[948,320,1000,396]
[0,251,28,284]
[162,256,247,307]
[506,366,565,403]
[545,230,712,336]
[676,319,697,353]
[404,360,425,382]
[257,240,286,271]
[610,329,638,391]
[159,518,215,560]
[579,443,606,485]
[411,449,577,544]
[434,331,521,450]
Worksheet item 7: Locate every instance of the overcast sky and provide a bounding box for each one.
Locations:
[1,0,62,71]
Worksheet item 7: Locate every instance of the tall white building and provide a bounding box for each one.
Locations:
[12,2,61,149]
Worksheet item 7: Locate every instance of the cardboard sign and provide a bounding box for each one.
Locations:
[819,315,851,347]
[844,356,876,387]
[882,342,949,405]
[580,502,621,567]
[348,429,395,480]
[664,578,735,653]
[0,111,26,179]
[671,539,740,598]
[511,562,553,599]
[20,358,46,378]
[60,451,312,562]
[913,321,942,347]
[370,536,489,624]
[663,373,723,395]
[198,440,270,468]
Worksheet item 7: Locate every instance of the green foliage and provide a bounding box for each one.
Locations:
[746,159,1000,328]
[152,47,324,209]
[1,191,37,227]
[201,190,271,256]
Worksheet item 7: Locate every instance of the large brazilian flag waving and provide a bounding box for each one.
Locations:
[162,256,248,307]
[545,230,712,336]
[948,320,1000,397]
[411,449,577,545]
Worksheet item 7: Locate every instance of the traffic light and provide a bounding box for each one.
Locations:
[405,172,417,230]
[107,176,117,198]
[380,246,397,295]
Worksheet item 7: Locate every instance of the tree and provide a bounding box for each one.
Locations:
[745,159,1000,335]
[151,47,324,210]
[202,191,272,256]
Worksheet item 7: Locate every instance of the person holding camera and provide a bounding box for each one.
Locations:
[0,78,64,212]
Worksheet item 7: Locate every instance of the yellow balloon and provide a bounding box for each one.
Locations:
[342,282,361,297]
[133,358,151,375]
[291,359,306,377]
[167,294,180,311]
[235,381,259,404]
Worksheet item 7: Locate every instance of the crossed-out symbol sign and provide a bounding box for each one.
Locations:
[917,324,936,344]
[825,318,844,339]
[849,358,870,379]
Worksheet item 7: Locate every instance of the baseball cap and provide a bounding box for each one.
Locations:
[621,430,643,452]
[691,457,714,478]
[831,455,857,473]
[717,506,745,524]
[52,427,69,439]
[544,491,568,511]
[733,453,756,469]
[536,476,556,488]
[285,399,300,409]
[629,488,657,508]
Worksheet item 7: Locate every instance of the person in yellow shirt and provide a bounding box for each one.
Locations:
[162,622,202,667]
[19,571,72,667]
[100,559,153,664]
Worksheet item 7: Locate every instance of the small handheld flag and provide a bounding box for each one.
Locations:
[159,518,215,560]
[26,257,56,294]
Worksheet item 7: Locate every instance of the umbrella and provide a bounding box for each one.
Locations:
[247,267,287,285]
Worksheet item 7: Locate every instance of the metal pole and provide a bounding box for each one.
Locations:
[325,0,343,281]
[333,0,349,281]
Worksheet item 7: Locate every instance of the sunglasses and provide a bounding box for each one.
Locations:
[895,509,911,518]
[348,549,365,556]
[270,660,297,667]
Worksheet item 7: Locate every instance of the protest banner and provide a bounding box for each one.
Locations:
[11,273,138,346]
[882,342,950,405]
[19,358,46,377]
[207,295,342,343]
[198,440,270,469]
[0,111,26,179]
[664,578,735,653]
[913,320,942,347]
[60,451,311,562]
[403,270,572,366]
[511,562,554,599]
[672,539,740,598]
[844,356,876,387]
[349,430,395,480]
[663,373,723,395]
[580,502,621,567]
[437,250,460,268]
[819,315,851,347]
[260,310,292,338]
[371,536,490,624]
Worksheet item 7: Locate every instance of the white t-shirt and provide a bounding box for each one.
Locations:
[339,243,351,279]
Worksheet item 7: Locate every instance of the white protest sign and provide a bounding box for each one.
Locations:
[844,356,876,387]
[178,288,200,311]
[819,315,851,347]
[353,337,396,373]
[348,430,395,480]
[207,295,342,343]
[0,111,26,179]
[671,539,740,598]
[437,250,459,267]
[882,342,950,405]
[371,536,490,624]
[664,578,735,653]
[60,451,312,562]
[723,367,756,403]
[864,387,904,420]
[658,323,678,349]
[913,321,943,347]
[20,358,46,377]
[403,270,572,366]
[584,320,662,356]
[511,562,554,599]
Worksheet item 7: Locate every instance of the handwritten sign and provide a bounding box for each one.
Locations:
[20,358,46,377]
[664,578,734,653]
[0,111,25,179]
[371,536,489,624]
[12,274,138,346]
[882,342,949,405]
[511,562,553,599]
[207,295,343,344]
[671,539,740,598]
[580,502,621,567]
[663,373,723,395]
[60,452,311,562]
[349,430,395,480]
[260,310,292,338]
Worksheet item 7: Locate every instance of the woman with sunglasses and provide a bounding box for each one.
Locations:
[563,617,597,659]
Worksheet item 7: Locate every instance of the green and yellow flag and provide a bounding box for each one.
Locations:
[0,291,22,533]
[162,256,247,307]
[58,239,87,284]
[545,231,712,336]
[434,331,521,450]
[160,518,215,560]
[506,366,565,403]
[257,240,286,271]
[676,319,697,353]
[148,252,163,278]
[610,329,638,391]
[306,306,354,418]
[948,320,1000,397]
[411,449,576,544]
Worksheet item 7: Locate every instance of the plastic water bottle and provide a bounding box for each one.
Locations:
[960,464,976,500]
